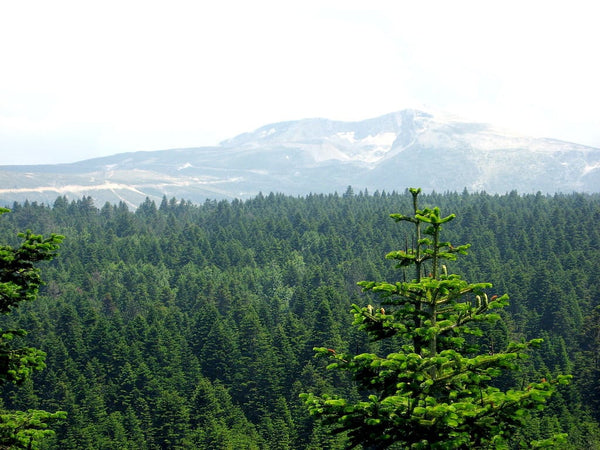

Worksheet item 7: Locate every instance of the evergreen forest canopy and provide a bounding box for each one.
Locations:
[0,189,599,448]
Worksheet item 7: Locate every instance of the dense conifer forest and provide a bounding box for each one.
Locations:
[0,189,599,448]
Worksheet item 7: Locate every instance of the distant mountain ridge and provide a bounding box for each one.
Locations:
[1,109,599,208]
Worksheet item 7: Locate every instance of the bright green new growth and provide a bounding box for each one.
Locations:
[0,207,66,449]
[302,188,571,449]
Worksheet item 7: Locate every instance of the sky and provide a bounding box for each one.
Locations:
[2,0,600,165]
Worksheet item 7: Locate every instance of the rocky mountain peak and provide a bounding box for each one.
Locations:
[1,109,599,208]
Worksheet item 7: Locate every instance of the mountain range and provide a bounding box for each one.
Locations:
[1,109,599,208]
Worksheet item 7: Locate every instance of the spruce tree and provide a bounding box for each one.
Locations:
[301,188,571,449]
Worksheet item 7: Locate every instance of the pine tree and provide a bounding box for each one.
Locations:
[0,207,66,448]
[301,188,571,449]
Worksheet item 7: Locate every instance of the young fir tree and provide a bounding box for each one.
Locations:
[0,207,66,449]
[301,188,571,449]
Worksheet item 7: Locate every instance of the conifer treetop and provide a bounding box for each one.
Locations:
[302,187,571,449]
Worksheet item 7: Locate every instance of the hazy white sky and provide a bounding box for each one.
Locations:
[2,0,599,165]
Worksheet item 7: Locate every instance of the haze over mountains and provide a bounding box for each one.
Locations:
[1,109,599,208]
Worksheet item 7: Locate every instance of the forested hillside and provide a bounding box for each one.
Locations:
[0,189,599,448]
